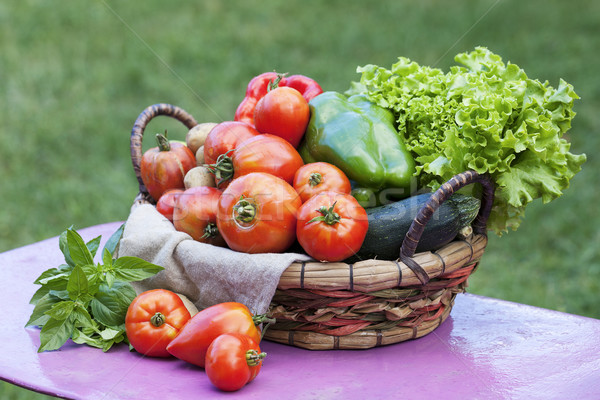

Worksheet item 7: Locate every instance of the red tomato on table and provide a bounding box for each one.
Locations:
[166,302,264,367]
[125,289,191,357]
[205,333,266,392]
[296,191,368,262]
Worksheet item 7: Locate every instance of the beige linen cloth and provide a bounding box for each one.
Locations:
[117,204,311,315]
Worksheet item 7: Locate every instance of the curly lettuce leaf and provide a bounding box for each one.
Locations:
[353,47,586,234]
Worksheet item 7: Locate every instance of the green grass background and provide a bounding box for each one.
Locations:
[2,0,598,398]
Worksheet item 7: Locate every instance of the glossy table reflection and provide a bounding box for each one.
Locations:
[1,222,600,399]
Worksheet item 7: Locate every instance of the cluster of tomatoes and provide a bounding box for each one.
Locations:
[125,289,268,392]
[140,73,368,262]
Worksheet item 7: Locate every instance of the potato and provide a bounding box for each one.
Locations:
[184,166,215,189]
[196,145,205,166]
[186,122,217,154]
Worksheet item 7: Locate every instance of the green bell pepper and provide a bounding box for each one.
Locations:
[299,91,416,201]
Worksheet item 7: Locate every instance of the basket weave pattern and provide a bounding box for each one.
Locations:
[130,104,495,350]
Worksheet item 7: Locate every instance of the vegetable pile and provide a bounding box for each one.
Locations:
[349,46,586,234]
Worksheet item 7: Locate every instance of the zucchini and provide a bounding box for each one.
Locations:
[354,193,480,261]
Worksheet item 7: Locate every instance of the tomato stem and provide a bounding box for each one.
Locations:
[308,172,323,187]
[245,350,267,367]
[156,130,171,152]
[252,314,276,326]
[207,149,234,185]
[268,72,287,91]
[150,312,166,327]
[234,197,257,224]
[201,223,219,239]
[307,201,340,225]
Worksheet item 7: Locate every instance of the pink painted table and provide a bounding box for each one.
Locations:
[1,222,600,399]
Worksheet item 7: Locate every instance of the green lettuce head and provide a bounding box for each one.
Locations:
[353,47,586,234]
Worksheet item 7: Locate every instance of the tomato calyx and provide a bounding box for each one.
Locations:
[233,196,258,225]
[156,130,171,152]
[245,349,267,367]
[308,202,340,225]
[201,222,219,239]
[150,312,166,327]
[207,149,235,185]
[308,172,323,187]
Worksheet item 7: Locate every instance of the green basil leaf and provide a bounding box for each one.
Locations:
[102,248,113,269]
[71,328,103,349]
[90,282,136,327]
[37,273,70,290]
[33,265,70,285]
[103,224,124,257]
[72,304,95,329]
[99,327,122,341]
[59,227,75,267]
[49,289,71,301]
[29,285,50,305]
[25,293,61,327]
[86,235,102,259]
[112,257,164,282]
[67,229,94,266]
[105,271,116,289]
[45,301,76,321]
[38,314,76,352]
[67,265,89,301]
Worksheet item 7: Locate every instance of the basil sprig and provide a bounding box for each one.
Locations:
[25,225,164,352]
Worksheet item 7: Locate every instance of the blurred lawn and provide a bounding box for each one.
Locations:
[1,0,599,398]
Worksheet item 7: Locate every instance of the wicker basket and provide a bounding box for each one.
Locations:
[130,103,495,350]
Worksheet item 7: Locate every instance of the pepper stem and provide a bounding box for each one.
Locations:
[156,130,171,152]
[245,350,267,367]
[150,312,166,327]
[307,201,340,225]
[308,172,323,187]
[268,72,287,91]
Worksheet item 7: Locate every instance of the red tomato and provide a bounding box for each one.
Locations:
[217,172,302,253]
[156,189,184,222]
[125,289,192,358]
[173,186,225,246]
[140,134,196,202]
[254,86,310,148]
[205,333,266,392]
[293,162,352,203]
[203,121,260,166]
[166,302,264,367]
[296,191,368,262]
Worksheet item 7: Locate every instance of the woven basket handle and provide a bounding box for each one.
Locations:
[399,170,494,282]
[130,103,199,198]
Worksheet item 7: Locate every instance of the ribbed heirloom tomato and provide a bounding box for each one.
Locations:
[217,172,302,253]
[125,289,192,358]
[140,133,196,202]
[173,186,225,246]
[156,189,184,222]
[296,191,369,262]
[203,121,259,166]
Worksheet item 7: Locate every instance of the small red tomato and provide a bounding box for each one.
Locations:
[125,289,192,358]
[156,189,184,222]
[203,121,260,166]
[296,191,368,262]
[217,172,302,254]
[254,86,310,148]
[205,333,266,392]
[166,302,265,367]
[293,162,352,203]
[173,186,225,246]
[140,133,196,202]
